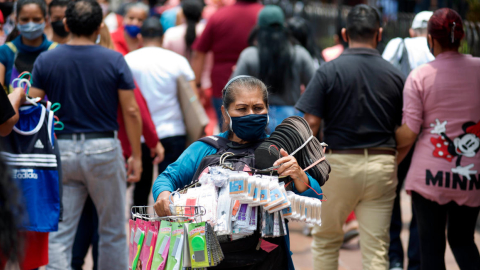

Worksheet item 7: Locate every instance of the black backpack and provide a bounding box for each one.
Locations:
[189,135,288,270]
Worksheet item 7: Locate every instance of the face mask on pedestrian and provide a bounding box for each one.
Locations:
[17,21,45,40]
[124,24,141,38]
[51,20,69,38]
[227,112,269,141]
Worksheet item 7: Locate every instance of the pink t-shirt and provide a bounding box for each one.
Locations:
[163,23,213,89]
[403,51,480,207]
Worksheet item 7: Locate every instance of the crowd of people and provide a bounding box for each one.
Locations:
[0,0,479,269]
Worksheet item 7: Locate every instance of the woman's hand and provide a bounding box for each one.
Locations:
[154,191,172,217]
[273,149,309,193]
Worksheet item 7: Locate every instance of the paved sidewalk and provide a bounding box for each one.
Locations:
[289,189,480,270]
[41,188,479,270]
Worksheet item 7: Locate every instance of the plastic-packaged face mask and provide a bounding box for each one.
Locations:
[305,199,313,223]
[252,178,261,204]
[299,197,307,221]
[264,179,284,210]
[215,183,232,235]
[259,179,271,205]
[316,200,322,226]
[246,176,256,202]
[282,192,296,218]
[248,206,257,231]
[229,172,248,199]
[267,182,291,213]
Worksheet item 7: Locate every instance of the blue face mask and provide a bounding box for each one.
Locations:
[228,112,269,141]
[124,24,141,38]
[17,21,45,40]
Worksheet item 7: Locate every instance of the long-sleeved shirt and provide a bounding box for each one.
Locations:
[152,130,323,270]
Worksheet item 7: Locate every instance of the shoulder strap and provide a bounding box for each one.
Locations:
[198,135,230,150]
[5,42,17,54]
[48,42,58,50]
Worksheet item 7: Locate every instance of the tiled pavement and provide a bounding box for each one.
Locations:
[289,189,480,270]
[41,187,479,270]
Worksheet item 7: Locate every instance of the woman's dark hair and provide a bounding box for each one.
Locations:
[222,76,269,111]
[428,8,464,49]
[0,143,24,263]
[181,0,203,57]
[65,0,103,37]
[257,24,293,96]
[16,0,47,18]
[5,27,20,42]
[286,16,320,59]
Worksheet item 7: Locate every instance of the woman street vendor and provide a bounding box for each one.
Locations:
[152,76,323,269]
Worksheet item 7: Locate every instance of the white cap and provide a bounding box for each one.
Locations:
[411,11,434,29]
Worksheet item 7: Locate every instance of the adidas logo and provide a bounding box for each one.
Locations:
[34,139,44,149]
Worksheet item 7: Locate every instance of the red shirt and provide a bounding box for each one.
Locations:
[117,86,159,158]
[192,2,263,98]
[111,27,131,56]
[111,30,158,157]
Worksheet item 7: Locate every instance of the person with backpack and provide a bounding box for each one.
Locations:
[382,10,434,270]
[153,75,323,270]
[0,0,57,94]
[382,11,434,77]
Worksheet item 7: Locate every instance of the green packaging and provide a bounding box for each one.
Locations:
[165,222,184,270]
[187,222,209,268]
[150,221,172,270]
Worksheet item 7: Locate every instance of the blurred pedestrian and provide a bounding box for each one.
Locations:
[296,4,405,269]
[321,25,347,62]
[48,0,70,44]
[395,8,480,270]
[286,16,323,68]
[70,11,163,270]
[125,17,196,207]
[29,0,142,268]
[191,0,263,129]
[232,5,315,132]
[383,11,434,77]
[0,0,57,93]
[163,0,212,92]
[383,10,434,270]
[111,2,148,55]
[98,0,122,32]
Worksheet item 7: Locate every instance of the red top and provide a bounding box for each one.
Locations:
[111,27,140,56]
[192,2,263,98]
[111,29,158,157]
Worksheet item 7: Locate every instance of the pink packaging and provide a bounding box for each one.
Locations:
[132,219,146,269]
[140,222,158,270]
[128,219,136,269]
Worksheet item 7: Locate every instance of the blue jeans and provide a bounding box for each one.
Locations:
[47,133,127,270]
[267,105,303,134]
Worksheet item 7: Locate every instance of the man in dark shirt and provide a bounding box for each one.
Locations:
[295,4,405,270]
[29,0,142,269]
[0,87,25,136]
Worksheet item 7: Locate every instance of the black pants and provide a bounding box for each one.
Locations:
[134,136,186,206]
[389,146,420,269]
[412,191,480,270]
